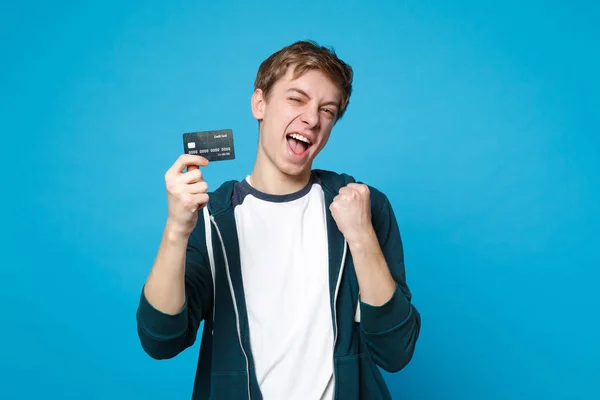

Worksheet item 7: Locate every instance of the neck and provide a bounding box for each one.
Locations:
[250,159,312,195]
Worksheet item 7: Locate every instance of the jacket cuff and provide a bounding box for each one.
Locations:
[360,283,412,334]
[136,287,189,340]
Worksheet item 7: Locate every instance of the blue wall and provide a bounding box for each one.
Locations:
[2,1,598,399]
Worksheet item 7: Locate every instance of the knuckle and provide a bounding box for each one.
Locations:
[197,194,208,205]
[165,180,177,193]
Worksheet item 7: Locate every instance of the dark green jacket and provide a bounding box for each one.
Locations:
[136,169,421,399]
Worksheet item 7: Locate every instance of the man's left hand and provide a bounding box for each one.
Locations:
[330,183,374,246]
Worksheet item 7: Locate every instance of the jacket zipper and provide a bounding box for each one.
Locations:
[210,216,252,399]
[332,239,348,399]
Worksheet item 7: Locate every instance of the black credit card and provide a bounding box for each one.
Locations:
[182,129,235,161]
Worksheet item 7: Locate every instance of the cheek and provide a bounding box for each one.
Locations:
[282,102,308,122]
[317,130,333,147]
[268,106,296,129]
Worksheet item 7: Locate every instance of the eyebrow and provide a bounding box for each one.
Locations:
[287,88,339,108]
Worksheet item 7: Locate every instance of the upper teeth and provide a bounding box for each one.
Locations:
[290,133,311,144]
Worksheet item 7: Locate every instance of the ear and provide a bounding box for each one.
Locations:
[251,88,265,121]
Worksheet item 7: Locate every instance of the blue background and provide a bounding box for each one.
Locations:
[2,1,599,399]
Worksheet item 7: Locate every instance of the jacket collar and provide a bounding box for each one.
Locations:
[206,169,353,213]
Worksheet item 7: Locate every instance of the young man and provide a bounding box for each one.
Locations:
[136,40,421,399]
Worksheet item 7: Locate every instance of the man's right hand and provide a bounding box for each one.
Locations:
[164,154,210,237]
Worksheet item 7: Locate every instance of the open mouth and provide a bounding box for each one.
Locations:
[286,133,313,156]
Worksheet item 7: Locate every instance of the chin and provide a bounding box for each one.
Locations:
[278,162,311,177]
[274,154,314,177]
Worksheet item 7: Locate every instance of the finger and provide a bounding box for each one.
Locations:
[181,193,210,212]
[192,193,210,207]
[166,154,209,177]
[347,183,369,194]
[178,168,204,184]
[338,186,354,196]
[187,181,209,194]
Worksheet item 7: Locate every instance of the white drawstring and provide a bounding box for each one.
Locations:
[203,206,252,399]
[203,206,216,333]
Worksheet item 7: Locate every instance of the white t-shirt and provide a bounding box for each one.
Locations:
[233,173,334,399]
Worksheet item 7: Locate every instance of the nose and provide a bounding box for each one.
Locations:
[300,106,319,128]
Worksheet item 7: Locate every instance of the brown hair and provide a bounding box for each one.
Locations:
[254,40,354,120]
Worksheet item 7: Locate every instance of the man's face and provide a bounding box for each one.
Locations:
[251,67,342,177]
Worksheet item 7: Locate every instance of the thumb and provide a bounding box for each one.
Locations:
[186,165,199,172]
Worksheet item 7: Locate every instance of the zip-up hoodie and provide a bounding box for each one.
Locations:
[136,169,421,399]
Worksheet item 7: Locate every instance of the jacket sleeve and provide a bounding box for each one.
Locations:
[359,191,421,373]
[135,212,214,360]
